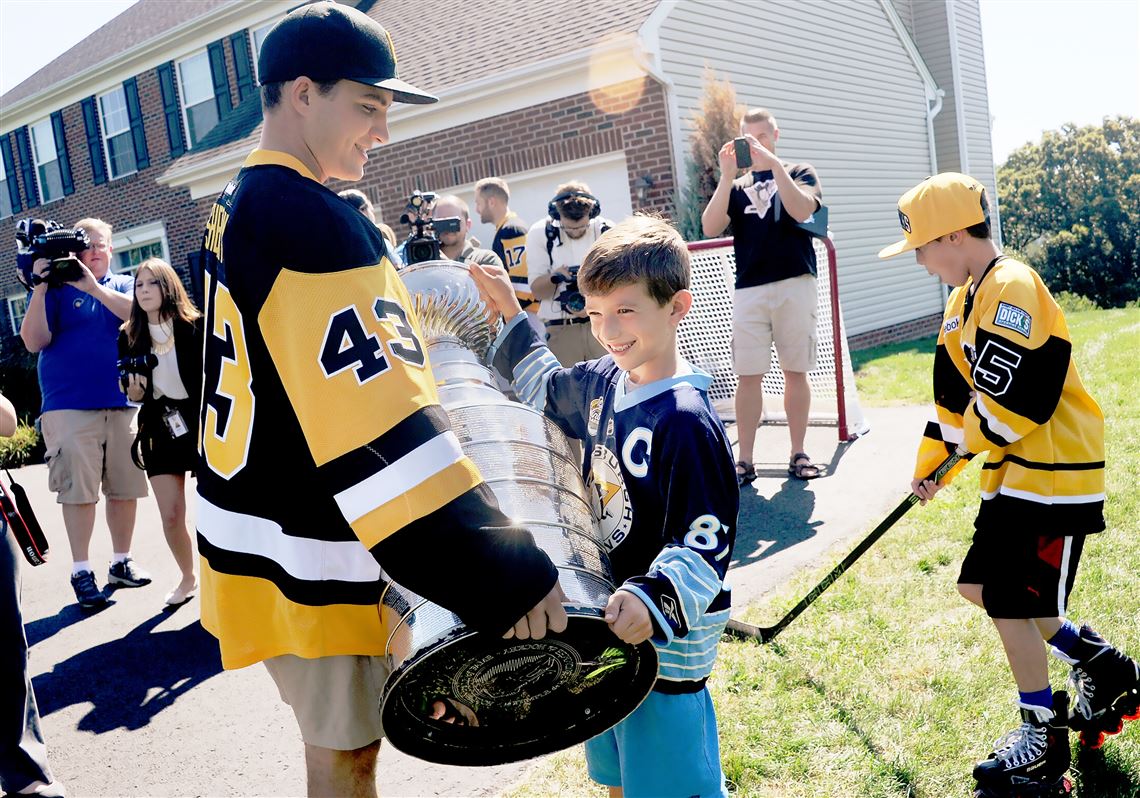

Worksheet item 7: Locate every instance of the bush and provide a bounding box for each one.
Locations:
[0,424,42,468]
[1052,291,1101,314]
[674,68,743,241]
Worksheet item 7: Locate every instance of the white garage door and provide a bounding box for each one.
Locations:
[444,151,634,251]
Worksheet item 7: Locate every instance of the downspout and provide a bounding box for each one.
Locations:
[926,86,945,174]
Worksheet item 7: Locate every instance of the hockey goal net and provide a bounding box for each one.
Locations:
[678,236,869,442]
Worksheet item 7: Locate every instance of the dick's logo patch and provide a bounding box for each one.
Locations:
[994,302,1032,338]
[898,209,912,233]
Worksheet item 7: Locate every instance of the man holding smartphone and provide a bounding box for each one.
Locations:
[701,107,824,484]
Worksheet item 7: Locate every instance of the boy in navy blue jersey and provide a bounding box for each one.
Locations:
[471,215,737,798]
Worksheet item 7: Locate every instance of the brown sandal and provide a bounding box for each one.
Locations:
[788,452,821,480]
[735,460,756,486]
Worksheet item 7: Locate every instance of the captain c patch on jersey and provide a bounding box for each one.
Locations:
[993,301,1032,338]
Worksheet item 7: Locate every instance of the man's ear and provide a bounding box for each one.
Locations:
[289,77,315,115]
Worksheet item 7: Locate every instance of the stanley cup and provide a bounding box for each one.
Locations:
[377,260,657,766]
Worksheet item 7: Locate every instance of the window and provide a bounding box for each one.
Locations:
[8,294,27,335]
[251,22,275,83]
[98,86,137,179]
[112,221,169,275]
[30,118,64,204]
[0,156,12,219]
[177,50,219,148]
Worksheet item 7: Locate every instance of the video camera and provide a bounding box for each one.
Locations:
[550,266,585,314]
[117,353,158,392]
[15,218,88,288]
[398,191,462,266]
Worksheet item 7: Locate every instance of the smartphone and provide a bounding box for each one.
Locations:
[734,137,752,169]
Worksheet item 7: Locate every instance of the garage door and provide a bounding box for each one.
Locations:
[444,151,634,250]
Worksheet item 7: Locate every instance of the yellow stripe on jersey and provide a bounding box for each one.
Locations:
[199,565,386,670]
[259,265,438,467]
[352,457,484,549]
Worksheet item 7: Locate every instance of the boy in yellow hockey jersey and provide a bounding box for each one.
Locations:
[879,173,1139,798]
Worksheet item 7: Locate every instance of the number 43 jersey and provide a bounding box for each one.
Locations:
[915,255,1105,533]
[197,150,556,669]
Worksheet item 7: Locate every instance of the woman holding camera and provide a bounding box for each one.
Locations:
[118,258,202,606]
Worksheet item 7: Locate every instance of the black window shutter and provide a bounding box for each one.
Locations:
[186,250,204,308]
[230,31,255,102]
[157,61,185,158]
[208,40,233,118]
[81,96,108,185]
[2,134,23,213]
[50,112,74,196]
[123,77,150,169]
[14,127,37,208]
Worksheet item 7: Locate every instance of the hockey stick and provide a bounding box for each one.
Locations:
[726,447,967,644]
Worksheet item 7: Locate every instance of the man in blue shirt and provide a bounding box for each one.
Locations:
[20,218,151,609]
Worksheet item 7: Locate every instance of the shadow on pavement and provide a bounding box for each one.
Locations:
[25,600,117,647]
[31,609,222,733]
[731,478,821,567]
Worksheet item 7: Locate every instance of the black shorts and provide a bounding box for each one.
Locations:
[135,398,198,477]
[958,528,1085,619]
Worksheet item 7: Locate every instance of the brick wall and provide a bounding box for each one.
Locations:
[847,311,943,350]
[0,33,251,338]
[336,77,677,225]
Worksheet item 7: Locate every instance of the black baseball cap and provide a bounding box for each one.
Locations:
[257,1,437,105]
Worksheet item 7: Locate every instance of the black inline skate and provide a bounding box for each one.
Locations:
[972,691,1072,798]
[1060,624,1140,748]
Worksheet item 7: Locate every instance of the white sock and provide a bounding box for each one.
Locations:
[112,552,130,564]
[72,561,92,576]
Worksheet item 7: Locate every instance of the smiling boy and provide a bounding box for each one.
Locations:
[472,215,738,797]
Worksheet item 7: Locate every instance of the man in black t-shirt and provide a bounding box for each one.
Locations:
[702,108,824,483]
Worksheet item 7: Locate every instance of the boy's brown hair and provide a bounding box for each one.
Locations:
[579,215,689,307]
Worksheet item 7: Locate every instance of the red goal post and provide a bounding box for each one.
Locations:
[679,236,868,442]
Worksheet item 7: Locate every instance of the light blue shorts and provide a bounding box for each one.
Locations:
[584,687,727,798]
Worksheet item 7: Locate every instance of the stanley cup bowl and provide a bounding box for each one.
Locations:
[378,261,658,766]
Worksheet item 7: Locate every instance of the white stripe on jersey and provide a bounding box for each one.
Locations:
[333,431,467,524]
[980,486,1106,504]
[938,420,965,443]
[975,394,1021,445]
[197,497,381,583]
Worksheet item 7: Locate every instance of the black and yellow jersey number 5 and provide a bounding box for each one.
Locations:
[202,272,255,479]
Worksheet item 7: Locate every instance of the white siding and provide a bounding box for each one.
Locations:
[657,0,944,336]
[890,0,917,39]
[950,0,999,228]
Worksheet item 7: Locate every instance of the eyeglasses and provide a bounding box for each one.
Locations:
[560,221,590,233]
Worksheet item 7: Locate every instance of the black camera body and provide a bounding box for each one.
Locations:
[15,218,89,288]
[551,265,585,314]
[398,191,463,266]
[117,353,158,392]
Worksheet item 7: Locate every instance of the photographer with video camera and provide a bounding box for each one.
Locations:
[433,195,503,269]
[117,258,202,608]
[18,217,150,610]
[526,181,613,366]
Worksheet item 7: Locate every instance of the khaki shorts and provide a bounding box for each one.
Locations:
[264,654,392,751]
[732,275,818,375]
[546,320,606,367]
[41,408,148,504]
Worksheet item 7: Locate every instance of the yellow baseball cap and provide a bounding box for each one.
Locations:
[878,172,988,258]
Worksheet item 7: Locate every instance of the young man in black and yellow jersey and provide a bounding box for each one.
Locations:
[880,173,1139,797]
[196,4,566,795]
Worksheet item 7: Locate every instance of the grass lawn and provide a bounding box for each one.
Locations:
[505,308,1140,798]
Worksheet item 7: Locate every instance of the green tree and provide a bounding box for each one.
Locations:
[998,116,1139,306]
[674,68,743,241]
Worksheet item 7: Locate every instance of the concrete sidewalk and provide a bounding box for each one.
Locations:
[16,403,930,797]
